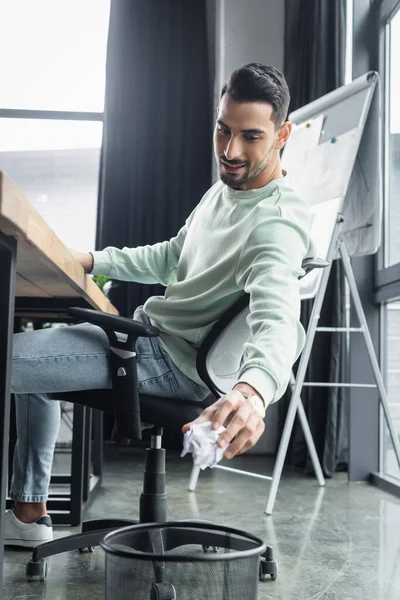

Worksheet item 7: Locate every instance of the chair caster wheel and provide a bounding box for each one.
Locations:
[259,558,278,581]
[79,546,96,553]
[150,581,176,599]
[202,545,218,553]
[26,558,47,582]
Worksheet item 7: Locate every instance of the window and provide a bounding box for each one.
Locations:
[376,0,400,492]
[0,119,103,250]
[0,0,110,112]
[383,301,400,480]
[0,0,110,250]
[385,7,400,267]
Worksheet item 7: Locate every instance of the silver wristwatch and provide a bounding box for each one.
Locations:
[238,390,266,418]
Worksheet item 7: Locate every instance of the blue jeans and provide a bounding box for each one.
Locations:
[9,306,209,503]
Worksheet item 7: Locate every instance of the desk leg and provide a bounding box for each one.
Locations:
[0,233,17,592]
[92,409,103,479]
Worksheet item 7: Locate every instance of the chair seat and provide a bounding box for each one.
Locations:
[139,393,215,429]
[53,390,215,431]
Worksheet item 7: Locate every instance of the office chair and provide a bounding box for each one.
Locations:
[26,257,327,583]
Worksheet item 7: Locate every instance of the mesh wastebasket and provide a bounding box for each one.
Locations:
[101,521,268,600]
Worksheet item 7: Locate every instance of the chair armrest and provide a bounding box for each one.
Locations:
[67,306,160,442]
[67,307,159,337]
[302,257,330,274]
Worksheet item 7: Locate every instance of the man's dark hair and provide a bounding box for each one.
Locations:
[220,63,290,129]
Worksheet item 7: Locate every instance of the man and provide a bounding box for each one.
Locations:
[5,63,316,547]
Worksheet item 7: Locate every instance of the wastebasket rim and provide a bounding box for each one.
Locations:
[100,520,267,563]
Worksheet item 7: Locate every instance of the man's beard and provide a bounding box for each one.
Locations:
[219,161,250,188]
[217,143,275,189]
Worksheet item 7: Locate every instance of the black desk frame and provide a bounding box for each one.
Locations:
[0,231,16,592]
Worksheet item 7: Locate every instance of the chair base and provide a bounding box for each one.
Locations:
[25,429,277,584]
[28,518,137,564]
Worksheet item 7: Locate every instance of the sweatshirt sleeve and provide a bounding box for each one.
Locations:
[90,210,195,286]
[234,203,311,407]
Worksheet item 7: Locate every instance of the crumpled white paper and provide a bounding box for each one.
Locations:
[181,421,230,470]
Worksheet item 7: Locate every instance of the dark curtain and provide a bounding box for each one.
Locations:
[96,0,212,318]
[279,0,348,477]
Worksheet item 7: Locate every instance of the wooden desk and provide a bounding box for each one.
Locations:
[0,172,118,590]
[0,171,117,318]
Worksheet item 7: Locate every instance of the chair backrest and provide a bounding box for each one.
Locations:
[196,257,328,397]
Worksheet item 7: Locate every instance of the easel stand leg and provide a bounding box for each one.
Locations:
[265,238,337,515]
[295,390,326,486]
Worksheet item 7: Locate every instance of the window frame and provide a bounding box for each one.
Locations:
[375,0,400,489]
[0,110,103,122]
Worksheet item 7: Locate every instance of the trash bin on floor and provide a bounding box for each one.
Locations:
[101,521,269,600]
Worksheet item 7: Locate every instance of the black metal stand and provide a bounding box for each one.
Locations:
[0,232,17,593]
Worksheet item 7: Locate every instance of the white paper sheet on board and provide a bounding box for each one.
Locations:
[285,128,362,208]
[302,127,362,206]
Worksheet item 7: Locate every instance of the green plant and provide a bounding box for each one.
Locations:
[92,275,116,297]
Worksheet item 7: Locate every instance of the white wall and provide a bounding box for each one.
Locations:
[219,0,285,83]
[207,0,286,454]
[209,0,285,111]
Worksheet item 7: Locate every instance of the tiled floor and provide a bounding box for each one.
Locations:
[3,448,400,599]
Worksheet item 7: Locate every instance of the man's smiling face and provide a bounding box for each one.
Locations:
[214,94,279,190]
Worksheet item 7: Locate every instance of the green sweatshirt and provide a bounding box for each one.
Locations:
[91,176,316,407]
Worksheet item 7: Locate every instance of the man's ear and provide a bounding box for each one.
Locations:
[275,121,292,150]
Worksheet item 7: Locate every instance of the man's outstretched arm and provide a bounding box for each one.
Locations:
[182,205,312,458]
[69,207,197,286]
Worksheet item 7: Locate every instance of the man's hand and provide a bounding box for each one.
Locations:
[69,249,94,274]
[182,387,266,459]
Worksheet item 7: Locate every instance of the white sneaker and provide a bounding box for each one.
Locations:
[3,509,53,548]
